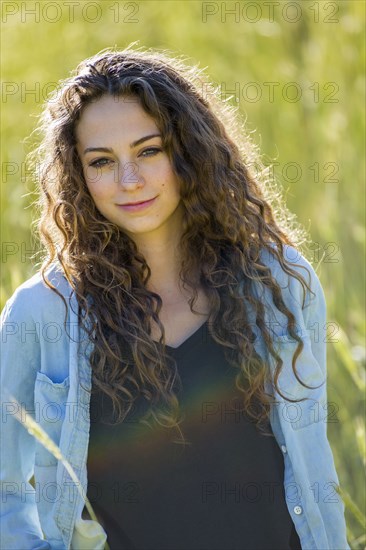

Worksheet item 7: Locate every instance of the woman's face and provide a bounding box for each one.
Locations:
[75,93,183,240]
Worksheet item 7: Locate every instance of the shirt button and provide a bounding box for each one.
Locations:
[294,506,302,515]
[281,445,287,453]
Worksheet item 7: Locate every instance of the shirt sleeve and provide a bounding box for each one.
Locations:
[279,247,350,549]
[0,291,51,549]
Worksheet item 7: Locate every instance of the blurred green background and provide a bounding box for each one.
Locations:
[1,1,365,547]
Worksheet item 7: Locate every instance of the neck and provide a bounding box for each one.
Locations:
[129,223,185,298]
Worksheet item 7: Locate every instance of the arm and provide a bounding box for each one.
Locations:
[283,247,350,549]
[0,291,51,549]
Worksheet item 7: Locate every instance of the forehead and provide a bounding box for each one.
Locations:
[75,94,158,143]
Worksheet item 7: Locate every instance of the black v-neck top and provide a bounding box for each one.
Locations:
[83,320,302,550]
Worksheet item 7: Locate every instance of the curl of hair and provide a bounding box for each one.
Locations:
[29,44,320,446]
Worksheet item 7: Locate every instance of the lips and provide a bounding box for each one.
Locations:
[116,196,157,212]
[121,198,154,206]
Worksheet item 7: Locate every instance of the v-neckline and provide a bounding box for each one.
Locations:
[154,319,209,359]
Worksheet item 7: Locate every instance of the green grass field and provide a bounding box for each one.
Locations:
[1,1,365,547]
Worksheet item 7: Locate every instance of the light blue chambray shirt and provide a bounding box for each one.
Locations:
[0,245,350,549]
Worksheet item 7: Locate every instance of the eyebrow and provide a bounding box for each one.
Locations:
[83,134,161,155]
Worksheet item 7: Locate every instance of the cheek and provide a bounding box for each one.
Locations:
[87,184,109,202]
[84,173,114,203]
[156,164,181,194]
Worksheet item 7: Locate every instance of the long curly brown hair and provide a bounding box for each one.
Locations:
[31,45,318,446]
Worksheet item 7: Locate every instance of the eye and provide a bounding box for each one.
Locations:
[89,158,114,168]
[139,147,162,158]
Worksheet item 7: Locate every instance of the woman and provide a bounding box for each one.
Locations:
[0,46,349,550]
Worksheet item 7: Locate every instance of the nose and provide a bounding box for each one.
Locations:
[116,160,144,188]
